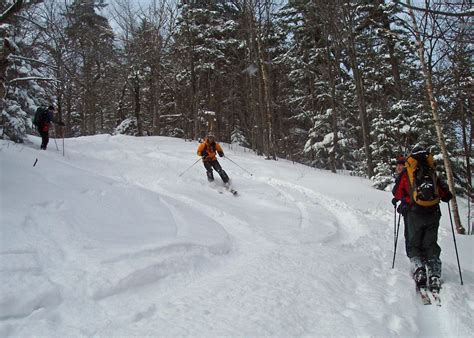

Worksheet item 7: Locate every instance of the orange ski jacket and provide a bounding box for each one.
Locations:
[197,138,224,162]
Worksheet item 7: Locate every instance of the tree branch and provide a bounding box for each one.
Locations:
[8,54,58,70]
[0,0,44,25]
[8,76,61,84]
[394,1,474,18]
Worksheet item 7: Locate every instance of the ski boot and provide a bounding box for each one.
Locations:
[207,171,214,182]
[413,267,427,287]
[429,275,441,291]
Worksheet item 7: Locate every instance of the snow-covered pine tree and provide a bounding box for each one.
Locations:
[1,1,50,143]
[173,1,243,141]
[64,0,117,135]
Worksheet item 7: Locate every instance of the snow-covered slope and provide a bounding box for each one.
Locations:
[1,135,472,337]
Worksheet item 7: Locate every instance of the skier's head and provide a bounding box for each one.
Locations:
[396,156,406,165]
[47,105,55,112]
[395,156,405,174]
[207,133,215,143]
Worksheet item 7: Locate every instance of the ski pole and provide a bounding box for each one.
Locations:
[393,206,397,250]
[448,203,464,285]
[178,158,202,177]
[392,211,401,269]
[52,126,59,151]
[224,155,253,176]
[61,125,65,157]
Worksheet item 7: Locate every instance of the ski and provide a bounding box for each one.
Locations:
[227,187,238,196]
[430,288,441,307]
[416,285,432,305]
[224,183,238,196]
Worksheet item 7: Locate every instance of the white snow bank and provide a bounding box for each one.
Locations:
[0,135,472,337]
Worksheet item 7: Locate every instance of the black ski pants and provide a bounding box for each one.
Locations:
[39,129,49,150]
[203,160,229,183]
[407,208,441,260]
[403,214,411,257]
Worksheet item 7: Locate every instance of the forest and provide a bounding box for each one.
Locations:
[1,0,472,230]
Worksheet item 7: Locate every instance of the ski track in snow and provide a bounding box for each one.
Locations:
[0,136,472,337]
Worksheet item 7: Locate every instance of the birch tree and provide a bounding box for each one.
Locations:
[405,0,466,234]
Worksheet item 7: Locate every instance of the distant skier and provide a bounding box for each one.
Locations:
[392,156,410,257]
[197,133,230,184]
[392,145,452,291]
[33,105,65,150]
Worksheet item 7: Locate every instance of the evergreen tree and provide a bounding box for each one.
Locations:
[173,1,243,139]
[64,0,117,135]
[1,1,50,143]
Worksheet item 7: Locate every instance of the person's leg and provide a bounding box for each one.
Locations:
[423,218,442,284]
[407,212,427,285]
[403,215,411,257]
[407,212,424,261]
[211,160,229,183]
[39,130,49,149]
[203,161,214,182]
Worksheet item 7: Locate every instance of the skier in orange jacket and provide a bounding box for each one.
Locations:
[197,133,229,183]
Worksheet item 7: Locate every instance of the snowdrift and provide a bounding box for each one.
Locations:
[0,135,472,337]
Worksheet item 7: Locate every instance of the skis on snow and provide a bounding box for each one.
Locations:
[209,181,238,196]
[416,285,441,306]
[430,288,441,306]
[224,183,238,196]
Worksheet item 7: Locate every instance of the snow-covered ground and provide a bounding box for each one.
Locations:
[1,135,472,337]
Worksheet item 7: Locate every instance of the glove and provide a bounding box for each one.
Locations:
[397,203,407,216]
[391,198,398,206]
[218,151,224,157]
[201,150,207,157]
[441,191,453,203]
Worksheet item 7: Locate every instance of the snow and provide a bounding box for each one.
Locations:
[1,135,473,337]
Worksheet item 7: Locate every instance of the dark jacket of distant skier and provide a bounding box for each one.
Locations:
[33,105,64,150]
[196,134,229,184]
[392,145,452,289]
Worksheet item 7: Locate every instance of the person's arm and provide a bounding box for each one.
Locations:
[216,143,224,157]
[49,111,65,125]
[197,143,206,157]
[393,173,409,202]
[437,177,453,202]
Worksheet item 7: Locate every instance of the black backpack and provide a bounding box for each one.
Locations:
[406,152,440,207]
[414,163,438,201]
[33,107,48,128]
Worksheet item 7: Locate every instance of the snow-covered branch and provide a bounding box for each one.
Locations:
[0,0,44,24]
[8,76,60,84]
[8,55,58,70]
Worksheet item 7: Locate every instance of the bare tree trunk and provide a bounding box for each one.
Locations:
[190,55,198,139]
[379,0,402,99]
[454,56,473,200]
[406,1,465,233]
[151,63,161,136]
[117,81,127,123]
[245,1,263,155]
[345,7,374,177]
[133,74,143,137]
[256,28,275,160]
[326,43,339,173]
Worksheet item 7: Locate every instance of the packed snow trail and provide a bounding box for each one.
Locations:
[0,135,472,337]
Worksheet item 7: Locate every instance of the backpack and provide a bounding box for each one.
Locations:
[405,152,440,207]
[33,107,48,128]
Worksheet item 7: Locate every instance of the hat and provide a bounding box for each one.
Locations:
[411,144,427,156]
[396,156,406,165]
